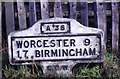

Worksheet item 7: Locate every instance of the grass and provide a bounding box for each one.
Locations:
[73,65,101,78]
[3,65,43,78]
[1,49,120,79]
[103,51,120,78]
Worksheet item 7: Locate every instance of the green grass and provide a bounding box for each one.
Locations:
[73,65,101,78]
[2,49,120,78]
[3,65,43,78]
[103,52,120,78]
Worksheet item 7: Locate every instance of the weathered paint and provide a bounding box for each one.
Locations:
[0,2,2,78]
[94,0,107,48]
[111,1,119,51]
[5,2,15,35]
[29,0,37,26]
[40,0,49,19]
[54,0,63,18]
[8,18,104,64]
[80,0,88,26]
[69,0,77,19]
[17,0,27,29]
[8,18,105,76]
[0,2,1,48]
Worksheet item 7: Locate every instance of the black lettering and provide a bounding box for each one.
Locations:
[35,50,40,57]
[41,50,43,57]
[70,39,76,46]
[61,65,68,70]
[58,49,61,57]
[61,25,65,30]
[23,50,28,59]
[89,48,96,55]
[37,40,42,47]
[83,48,88,56]
[46,25,51,31]
[84,38,90,46]
[44,50,50,57]
[69,49,75,56]
[47,66,52,71]
[63,39,69,47]
[30,40,36,48]
[55,65,59,70]
[43,40,49,47]
[76,48,82,56]
[54,25,59,30]
[51,49,58,57]
[16,41,22,48]
[56,39,62,47]
[24,41,29,48]
[62,49,68,56]
[17,50,21,58]
[50,40,55,47]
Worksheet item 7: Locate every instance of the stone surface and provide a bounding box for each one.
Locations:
[8,17,105,76]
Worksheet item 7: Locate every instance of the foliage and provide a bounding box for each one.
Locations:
[73,64,101,79]
[3,65,43,79]
[103,52,120,78]
[73,51,120,79]
[2,49,120,78]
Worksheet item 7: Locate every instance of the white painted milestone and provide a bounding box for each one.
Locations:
[8,18,105,65]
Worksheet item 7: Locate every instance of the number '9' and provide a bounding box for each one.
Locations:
[84,38,90,46]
